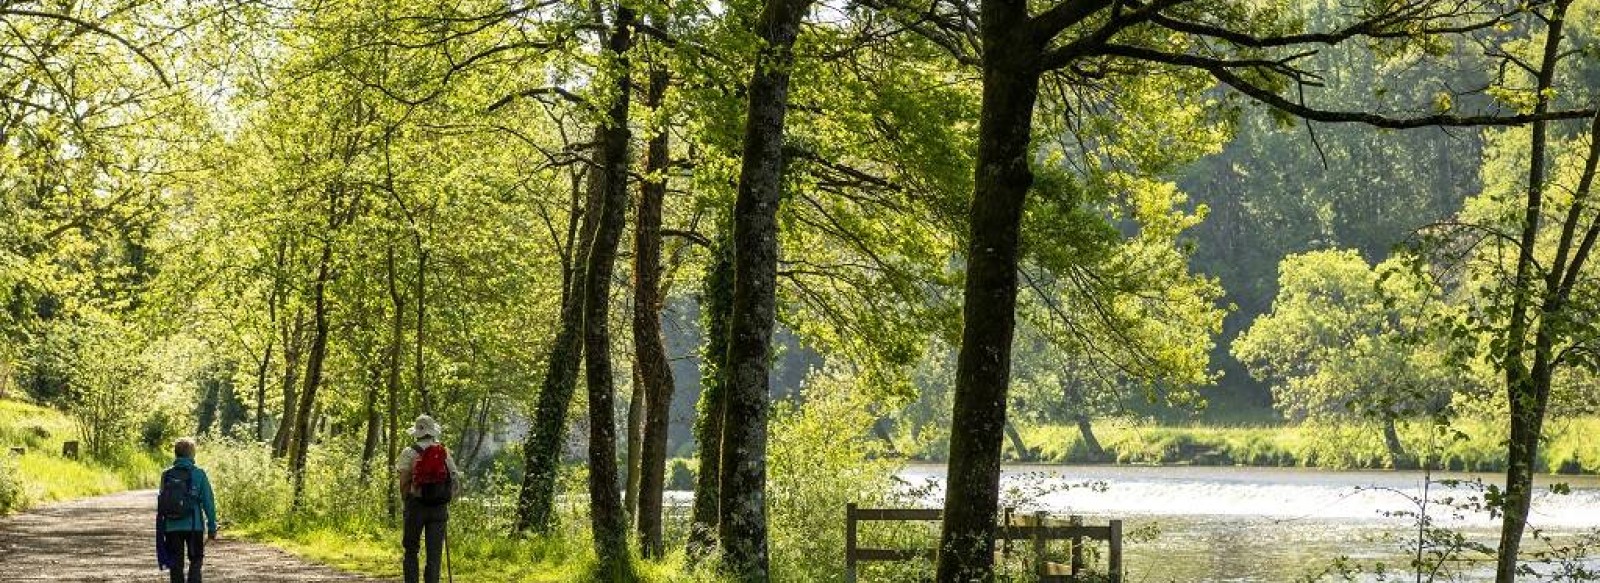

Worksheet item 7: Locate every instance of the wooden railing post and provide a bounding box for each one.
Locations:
[846,502,858,583]
[1032,511,1048,579]
[1069,514,1084,577]
[1000,506,1014,560]
[1109,519,1124,583]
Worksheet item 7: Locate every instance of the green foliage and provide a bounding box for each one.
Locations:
[767,369,905,582]
[1235,250,1469,429]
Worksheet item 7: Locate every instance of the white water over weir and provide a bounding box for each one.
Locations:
[895,464,1600,582]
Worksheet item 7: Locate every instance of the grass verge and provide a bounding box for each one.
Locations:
[0,399,164,513]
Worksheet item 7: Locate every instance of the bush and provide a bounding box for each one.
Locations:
[0,454,23,513]
[767,368,924,583]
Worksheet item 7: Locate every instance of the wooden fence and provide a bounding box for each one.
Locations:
[845,503,1123,582]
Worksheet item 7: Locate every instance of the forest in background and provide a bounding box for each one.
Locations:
[1,0,1599,581]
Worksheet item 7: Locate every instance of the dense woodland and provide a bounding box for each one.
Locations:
[2,0,1600,581]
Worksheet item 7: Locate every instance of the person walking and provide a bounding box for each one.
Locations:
[396,414,462,583]
[157,438,219,583]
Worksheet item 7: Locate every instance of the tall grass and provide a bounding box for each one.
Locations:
[0,399,163,513]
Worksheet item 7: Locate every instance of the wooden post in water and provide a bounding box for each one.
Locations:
[1069,514,1084,576]
[1109,519,1124,583]
[62,441,79,459]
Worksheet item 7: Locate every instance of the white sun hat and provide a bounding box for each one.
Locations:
[408,414,443,439]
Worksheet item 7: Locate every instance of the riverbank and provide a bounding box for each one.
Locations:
[0,399,162,514]
[983,418,1600,474]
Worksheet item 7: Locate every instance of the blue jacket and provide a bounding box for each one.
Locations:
[160,457,218,534]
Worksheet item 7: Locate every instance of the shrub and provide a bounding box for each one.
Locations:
[0,454,23,513]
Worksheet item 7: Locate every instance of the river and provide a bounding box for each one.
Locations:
[895,464,1600,582]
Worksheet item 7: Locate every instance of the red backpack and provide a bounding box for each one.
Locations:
[412,444,454,506]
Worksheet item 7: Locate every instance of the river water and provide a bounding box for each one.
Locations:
[896,464,1600,582]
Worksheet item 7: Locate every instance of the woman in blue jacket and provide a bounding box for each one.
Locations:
[158,438,218,583]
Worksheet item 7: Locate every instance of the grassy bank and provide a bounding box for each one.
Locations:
[1007,417,1600,474]
[0,399,164,514]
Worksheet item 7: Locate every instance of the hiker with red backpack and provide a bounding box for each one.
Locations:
[156,438,219,583]
[396,414,462,583]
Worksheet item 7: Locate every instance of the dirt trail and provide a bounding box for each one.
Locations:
[0,490,386,582]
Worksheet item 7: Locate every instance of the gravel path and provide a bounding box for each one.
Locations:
[0,490,386,582]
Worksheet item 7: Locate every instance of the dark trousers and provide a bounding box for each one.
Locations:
[163,531,205,583]
[402,499,449,583]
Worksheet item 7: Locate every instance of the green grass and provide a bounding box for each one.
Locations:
[1008,417,1600,474]
[0,398,164,512]
[233,520,721,583]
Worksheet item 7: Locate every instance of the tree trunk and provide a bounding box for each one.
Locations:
[633,63,675,560]
[935,7,1040,579]
[257,238,287,442]
[415,246,429,413]
[515,164,598,535]
[1381,418,1408,469]
[290,242,335,510]
[272,311,306,458]
[583,9,635,579]
[254,341,274,442]
[1496,5,1570,581]
[1003,420,1030,462]
[360,362,382,483]
[1076,415,1105,461]
[385,244,405,521]
[626,372,644,517]
[689,225,734,559]
[716,0,812,578]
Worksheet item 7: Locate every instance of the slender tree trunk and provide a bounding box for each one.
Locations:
[385,244,405,521]
[290,242,335,510]
[1076,415,1105,461]
[583,8,636,579]
[717,1,812,578]
[515,165,598,535]
[689,226,733,559]
[1496,5,1570,581]
[254,342,274,442]
[935,5,1041,577]
[1381,418,1409,469]
[415,245,429,413]
[1003,420,1030,462]
[633,63,676,560]
[272,312,306,458]
[258,238,287,442]
[626,372,644,517]
[360,363,382,483]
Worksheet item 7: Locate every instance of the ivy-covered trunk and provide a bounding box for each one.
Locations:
[584,7,635,579]
[717,0,812,578]
[633,63,675,560]
[515,164,598,534]
[689,226,733,558]
[935,1,1040,577]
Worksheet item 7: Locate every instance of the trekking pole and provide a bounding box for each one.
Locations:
[446,526,454,583]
